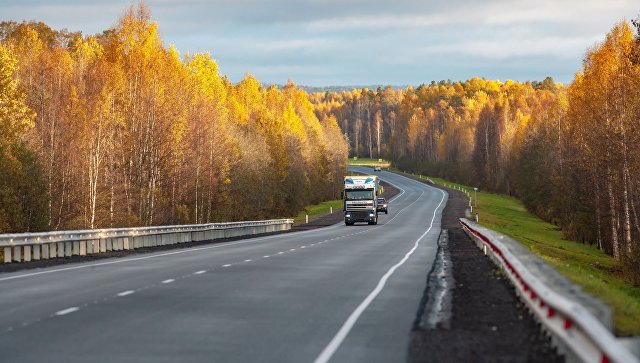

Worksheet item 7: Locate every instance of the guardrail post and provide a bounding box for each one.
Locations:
[42,244,50,259]
[65,242,72,257]
[33,245,40,260]
[13,246,21,262]
[23,246,31,262]
[57,242,64,257]
[3,247,11,263]
[80,241,87,256]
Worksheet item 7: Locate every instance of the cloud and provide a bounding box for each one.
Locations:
[416,35,603,60]
[1,0,639,85]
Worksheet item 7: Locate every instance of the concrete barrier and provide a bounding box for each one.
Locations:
[0,219,293,263]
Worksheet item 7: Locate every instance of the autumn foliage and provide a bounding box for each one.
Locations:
[0,5,348,232]
[313,21,640,279]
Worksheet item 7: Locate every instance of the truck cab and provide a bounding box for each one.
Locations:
[343,176,382,225]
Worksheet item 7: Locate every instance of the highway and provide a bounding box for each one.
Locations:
[0,168,447,363]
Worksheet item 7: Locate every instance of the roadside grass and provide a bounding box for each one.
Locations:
[423,176,640,336]
[347,157,390,168]
[291,199,343,225]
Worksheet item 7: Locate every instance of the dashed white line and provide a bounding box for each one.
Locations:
[244,259,252,262]
[263,255,270,258]
[194,270,206,275]
[289,248,296,251]
[301,246,306,249]
[55,307,79,316]
[161,279,175,284]
[222,264,232,267]
[117,290,135,297]
[277,252,284,255]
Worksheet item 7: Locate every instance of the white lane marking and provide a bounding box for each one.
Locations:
[301,246,306,249]
[194,270,206,275]
[263,255,270,258]
[117,290,135,297]
[289,248,296,251]
[222,264,232,267]
[277,252,284,255]
[314,187,446,363]
[55,307,79,316]
[244,259,252,262]
[161,279,175,284]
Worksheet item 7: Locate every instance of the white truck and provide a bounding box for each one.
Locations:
[343,175,383,225]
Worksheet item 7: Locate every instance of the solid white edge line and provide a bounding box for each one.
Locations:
[55,307,79,316]
[313,186,446,363]
[117,290,135,297]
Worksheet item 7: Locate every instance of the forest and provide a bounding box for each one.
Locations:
[0,5,348,233]
[312,20,640,280]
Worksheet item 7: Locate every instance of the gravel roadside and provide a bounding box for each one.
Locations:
[407,178,563,362]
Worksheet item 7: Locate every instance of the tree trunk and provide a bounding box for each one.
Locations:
[607,167,620,259]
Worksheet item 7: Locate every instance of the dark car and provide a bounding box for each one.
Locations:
[376,197,388,214]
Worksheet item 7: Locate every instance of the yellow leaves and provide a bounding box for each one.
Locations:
[186,53,228,124]
[12,26,43,60]
[0,45,35,145]
[282,102,307,142]
[71,35,103,63]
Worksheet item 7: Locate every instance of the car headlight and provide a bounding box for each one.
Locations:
[346,213,351,218]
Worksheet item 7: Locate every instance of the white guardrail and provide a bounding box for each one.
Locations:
[0,219,294,264]
[460,218,639,363]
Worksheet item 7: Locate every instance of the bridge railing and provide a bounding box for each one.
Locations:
[0,219,294,263]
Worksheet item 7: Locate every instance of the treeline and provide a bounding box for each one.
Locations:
[0,4,348,233]
[313,21,640,280]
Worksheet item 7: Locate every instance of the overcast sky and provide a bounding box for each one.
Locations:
[1,0,638,86]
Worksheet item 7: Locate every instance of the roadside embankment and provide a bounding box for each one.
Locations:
[409,178,561,362]
[420,174,640,337]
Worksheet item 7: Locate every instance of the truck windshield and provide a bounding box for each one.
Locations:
[345,190,374,200]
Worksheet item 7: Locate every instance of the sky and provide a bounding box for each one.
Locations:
[1,0,638,86]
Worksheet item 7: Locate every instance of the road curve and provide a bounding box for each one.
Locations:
[0,168,447,363]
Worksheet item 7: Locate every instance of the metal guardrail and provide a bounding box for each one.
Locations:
[0,219,294,263]
[460,218,639,363]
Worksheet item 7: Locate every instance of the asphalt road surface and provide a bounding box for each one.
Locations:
[0,167,447,363]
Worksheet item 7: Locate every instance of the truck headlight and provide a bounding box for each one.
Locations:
[346,213,351,218]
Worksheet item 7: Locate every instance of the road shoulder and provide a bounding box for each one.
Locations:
[408,180,563,362]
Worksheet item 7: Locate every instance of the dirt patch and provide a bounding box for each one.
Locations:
[408,179,563,362]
